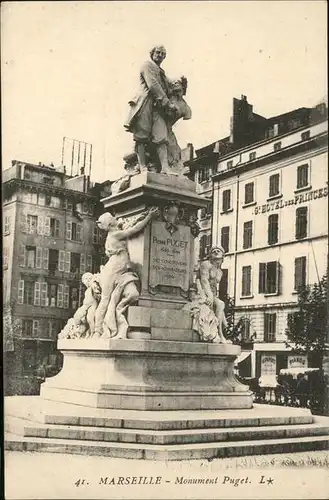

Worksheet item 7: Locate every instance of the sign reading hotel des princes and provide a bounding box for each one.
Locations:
[149,221,191,293]
[253,185,328,215]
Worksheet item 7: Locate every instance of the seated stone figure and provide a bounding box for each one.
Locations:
[194,246,231,344]
[182,284,220,343]
[58,272,101,339]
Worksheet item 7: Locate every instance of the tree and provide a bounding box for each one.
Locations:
[224,294,252,345]
[286,274,328,364]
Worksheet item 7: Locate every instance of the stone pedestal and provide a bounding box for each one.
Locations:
[40,339,252,410]
[39,172,253,411]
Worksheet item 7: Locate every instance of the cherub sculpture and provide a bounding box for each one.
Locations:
[58,272,101,339]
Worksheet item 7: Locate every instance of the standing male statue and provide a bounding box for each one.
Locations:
[124,45,191,175]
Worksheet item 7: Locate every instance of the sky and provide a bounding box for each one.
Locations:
[1,1,327,183]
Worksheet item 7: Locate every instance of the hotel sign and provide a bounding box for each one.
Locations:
[254,186,328,215]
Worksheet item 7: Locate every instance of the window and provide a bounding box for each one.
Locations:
[49,284,58,307]
[198,167,212,183]
[297,164,309,189]
[22,319,33,337]
[24,281,34,305]
[199,234,211,260]
[268,214,279,245]
[273,142,281,152]
[4,216,11,235]
[70,252,81,276]
[249,152,256,161]
[241,318,251,341]
[227,160,233,169]
[93,227,102,244]
[70,287,79,310]
[23,340,37,374]
[50,218,60,237]
[26,246,36,268]
[295,207,308,239]
[264,313,276,342]
[269,174,280,197]
[219,268,228,298]
[244,182,254,204]
[222,190,231,212]
[27,215,38,234]
[243,221,253,249]
[66,222,82,241]
[200,201,212,219]
[22,191,37,204]
[294,256,307,290]
[301,130,310,141]
[221,226,230,253]
[259,261,280,294]
[49,249,59,273]
[241,266,252,296]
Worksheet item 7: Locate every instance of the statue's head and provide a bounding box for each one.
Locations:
[208,245,225,264]
[150,45,166,65]
[96,212,118,232]
[82,272,93,287]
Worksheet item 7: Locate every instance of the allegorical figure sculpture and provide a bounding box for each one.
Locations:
[124,45,191,175]
[194,246,231,343]
[183,284,220,342]
[59,207,159,341]
[93,208,159,337]
[58,272,101,339]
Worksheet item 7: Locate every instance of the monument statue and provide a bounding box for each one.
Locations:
[191,245,231,343]
[124,45,191,176]
[58,207,159,341]
[183,284,220,342]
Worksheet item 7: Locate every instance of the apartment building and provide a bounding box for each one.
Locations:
[187,97,328,380]
[3,161,106,394]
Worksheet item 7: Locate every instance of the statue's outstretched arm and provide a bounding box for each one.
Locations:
[116,207,158,240]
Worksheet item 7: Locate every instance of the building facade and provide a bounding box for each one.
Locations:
[3,161,106,395]
[187,97,328,380]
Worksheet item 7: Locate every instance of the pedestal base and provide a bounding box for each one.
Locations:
[40,339,253,410]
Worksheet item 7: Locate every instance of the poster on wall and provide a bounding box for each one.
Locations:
[287,355,308,369]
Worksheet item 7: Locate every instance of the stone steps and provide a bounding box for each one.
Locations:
[5,415,329,446]
[5,397,329,460]
[5,432,329,460]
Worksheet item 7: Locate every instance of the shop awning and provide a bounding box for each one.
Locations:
[234,351,251,365]
[280,367,319,376]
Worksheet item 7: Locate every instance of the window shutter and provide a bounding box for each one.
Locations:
[276,262,281,294]
[4,216,11,235]
[37,216,44,235]
[63,285,70,309]
[44,217,51,236]
[43,248,49,270]
[80,253,85,274]
[36,247,42,269]
[41,282,48,306]
[57,284,64,308]
[19,245,26,267]
[66,221,72,240]
[17,280,24,304]
[87,255,92,272]
[64,251,71,273]
[259,263,266,293]
[34,282,41,305]
[3,247,9,269]
[32,320,39,337]
[20,213,27,233]
[58,250,65,271]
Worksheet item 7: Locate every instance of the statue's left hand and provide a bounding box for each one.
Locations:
[148,206,160,218]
